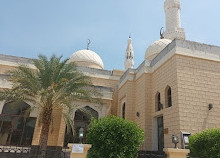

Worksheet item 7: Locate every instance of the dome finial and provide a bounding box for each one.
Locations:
[160,27,164,39]
[87,39,91,50]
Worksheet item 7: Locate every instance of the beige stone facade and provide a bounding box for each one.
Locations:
[1,0,220,152]
[1,39,220,151]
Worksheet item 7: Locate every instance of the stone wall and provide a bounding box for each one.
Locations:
[176,55,220,134]
[118,81,135,121]
[134,73,152,150]
[32,108,65,146]
[151,56,180,149]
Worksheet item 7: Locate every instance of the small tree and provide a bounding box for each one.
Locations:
[86,116,144,158]
[189,128,220,158]
[0,54,100,158]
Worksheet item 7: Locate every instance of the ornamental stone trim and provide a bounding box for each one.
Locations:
[164,2,181,10]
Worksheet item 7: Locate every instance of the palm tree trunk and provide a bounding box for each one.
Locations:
[38,109,52,158]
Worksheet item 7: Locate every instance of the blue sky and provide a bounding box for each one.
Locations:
[0,0,220,70]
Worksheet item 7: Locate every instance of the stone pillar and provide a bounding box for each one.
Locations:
[164,148,190,158]
[68,144,92,158]
[32,108,66,146]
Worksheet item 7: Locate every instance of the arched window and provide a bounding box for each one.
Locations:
[165,86,172,108]
[2,101,30,115]
[156,92,163,111]
[0,101,36,146]
[122,103,126,119]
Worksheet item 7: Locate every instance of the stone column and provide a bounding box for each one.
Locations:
[164,148,190,158]
[68,144,92,158]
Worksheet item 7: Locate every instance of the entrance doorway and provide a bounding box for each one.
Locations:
[157,116,164,153]
[64,106,98,146]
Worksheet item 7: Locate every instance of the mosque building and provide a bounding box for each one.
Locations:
[0,0,220,152]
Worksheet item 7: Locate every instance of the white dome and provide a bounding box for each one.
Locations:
[145,39,172,61]
[69,49,104,69]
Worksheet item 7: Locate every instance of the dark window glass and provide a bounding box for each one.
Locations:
[22,118,37,145]
[0,116,12,145]
[0,102,36,146]
[157,116,164,153]
[122,103,126,119]
[167,87,172,107]
[156,93,163,111]
[2,101,30,115]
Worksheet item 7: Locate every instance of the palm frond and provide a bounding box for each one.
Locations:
[23,106,37,121]
[0,54,102,148]
[63,107,76,136]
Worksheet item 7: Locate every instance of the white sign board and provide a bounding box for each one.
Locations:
[72,144,84,153]
[184,136,189,143]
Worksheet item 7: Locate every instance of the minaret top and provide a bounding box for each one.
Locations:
[127,36,132,44]
[163,0,185,40]
[124,36,134,70]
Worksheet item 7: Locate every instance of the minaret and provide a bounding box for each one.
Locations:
[124,36,134,70]
[163,0,185,40]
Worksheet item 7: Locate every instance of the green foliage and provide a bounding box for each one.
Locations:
[189,128,220,158]
[86,116,144,158]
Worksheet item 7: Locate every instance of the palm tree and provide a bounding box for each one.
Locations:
[0,54,101,158]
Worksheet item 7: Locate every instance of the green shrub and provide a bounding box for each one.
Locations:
[189,128,220,158]
[86,115,144,158]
